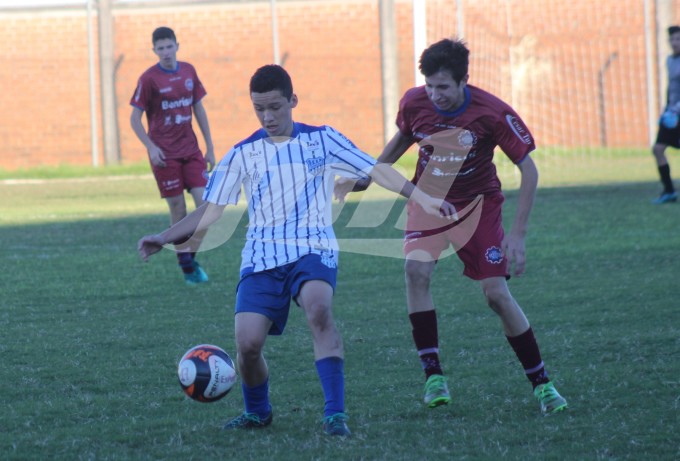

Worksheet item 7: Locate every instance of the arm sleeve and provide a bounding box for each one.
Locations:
[203,148,243,205]
[395,93,413,137]
[495,110,536,164]
[130,76,150,111]
[323,126,377,179]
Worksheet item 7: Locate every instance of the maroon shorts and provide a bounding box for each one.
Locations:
[151,152,208,198]
[403,193,508,280]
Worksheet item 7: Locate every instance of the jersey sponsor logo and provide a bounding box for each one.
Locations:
[159,87,172,94]
[431,166,476,177]
[162,179,181,190]
[161,96,193,110]
[185,78,194,91]
[175,114,192,124]
[485,246,504,264]
[505,114,533,145]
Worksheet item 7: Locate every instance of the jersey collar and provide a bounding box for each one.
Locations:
[434,87,471,117]
[156,62,180,73]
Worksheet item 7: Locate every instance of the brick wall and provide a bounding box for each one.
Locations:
[0,0,677,170]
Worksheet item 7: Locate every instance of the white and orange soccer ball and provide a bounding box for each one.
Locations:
[177,344,238,402]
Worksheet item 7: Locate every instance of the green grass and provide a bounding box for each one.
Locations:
[0,146,666,187]
[0,161,151,180]
[1,166,679,460]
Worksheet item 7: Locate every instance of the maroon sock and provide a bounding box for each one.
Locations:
[177,252,194,274]
[409,310,443,379]
[506,327,550,388]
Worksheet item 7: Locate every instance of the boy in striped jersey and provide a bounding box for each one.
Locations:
[137,64,454,436]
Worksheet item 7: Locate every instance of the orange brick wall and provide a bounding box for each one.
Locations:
[0,0,678,170]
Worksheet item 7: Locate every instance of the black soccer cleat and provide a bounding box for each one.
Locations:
[223,411,273,430]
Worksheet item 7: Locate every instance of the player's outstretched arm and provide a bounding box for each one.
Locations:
[137,202,226,262]
[334,130,414,201]
[370,163,457,219]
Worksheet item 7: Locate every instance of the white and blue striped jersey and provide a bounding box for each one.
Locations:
[204,122,376,273]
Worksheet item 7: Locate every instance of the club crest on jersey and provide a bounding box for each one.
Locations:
[185,78,194,91]
[458,130,477,148]
[485,246,503,264]
[505,114,532,145]
[305,157,324,175]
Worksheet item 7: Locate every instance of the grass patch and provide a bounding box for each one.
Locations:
[0,175,678,460]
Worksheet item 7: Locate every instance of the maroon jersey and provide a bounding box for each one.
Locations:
[397,85,535,202]
[130,61,207,159]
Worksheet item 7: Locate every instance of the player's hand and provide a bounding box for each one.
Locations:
[204,147,216,172]
[148,146,167,168]
[418,195,458,220]
[334,177,357,203]
[137,234,165,262]
[502,233,526,276]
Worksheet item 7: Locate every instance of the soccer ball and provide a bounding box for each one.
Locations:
[177,344,238,402]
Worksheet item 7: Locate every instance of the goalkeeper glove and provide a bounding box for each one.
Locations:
[660,110,679,129]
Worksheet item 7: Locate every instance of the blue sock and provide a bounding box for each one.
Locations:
[315,357,345,417]
[242,378,272,418]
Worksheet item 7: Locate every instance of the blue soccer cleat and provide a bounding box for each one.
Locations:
[651,191,678,204]
[184,260,209,285]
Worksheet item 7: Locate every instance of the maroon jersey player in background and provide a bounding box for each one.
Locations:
[340,38,568,415]
[130,26,216,285]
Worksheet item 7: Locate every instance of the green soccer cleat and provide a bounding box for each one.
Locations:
[322,413,351,437]
[184,261,209,286]
[534,382,568,415]
[223,412,273,430]
[423,374,452,408]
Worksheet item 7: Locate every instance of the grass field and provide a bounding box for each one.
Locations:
[1,151,679,460]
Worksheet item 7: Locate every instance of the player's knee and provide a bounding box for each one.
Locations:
[235,336,264,361]
[483,287,513,312]
[305,301,333,330]
[405,260,433,288]
[652,144,666,158]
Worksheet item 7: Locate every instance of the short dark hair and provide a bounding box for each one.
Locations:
[669,26,680,36]
[249,64,294,100]
[419,38,469,84]
[152,27,176,45]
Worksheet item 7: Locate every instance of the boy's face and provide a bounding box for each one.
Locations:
[251,90,298,138]
[424,70,468,112]
[153,38,179,70]
[671,32,680,55]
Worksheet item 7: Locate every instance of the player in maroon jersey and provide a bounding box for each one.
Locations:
[338,38,567,415]
[130,27,215,285]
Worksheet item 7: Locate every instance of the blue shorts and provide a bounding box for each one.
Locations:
[235,254,338,335]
